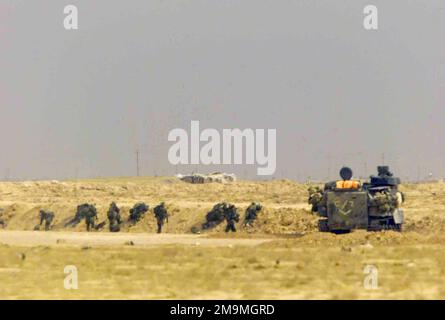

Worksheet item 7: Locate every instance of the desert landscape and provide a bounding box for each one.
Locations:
[1,177,445,299]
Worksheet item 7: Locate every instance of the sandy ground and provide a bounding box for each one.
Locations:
[1,177,445,299]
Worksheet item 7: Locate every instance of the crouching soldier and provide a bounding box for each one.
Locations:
[202,202,227,230]
[225,204,240,233]
[38,210,55,231]
[64,204,84,228]
[153,202,169,233]
[244,202,262,227]
[107,202,122,232]
[308,186,323,213]
[129,202,149,225]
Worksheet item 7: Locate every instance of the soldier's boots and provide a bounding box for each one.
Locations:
[157,220,163,233]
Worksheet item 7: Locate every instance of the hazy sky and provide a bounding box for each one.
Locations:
[0,0,444,181]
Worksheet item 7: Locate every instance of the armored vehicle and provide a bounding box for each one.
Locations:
[316,166,404,233]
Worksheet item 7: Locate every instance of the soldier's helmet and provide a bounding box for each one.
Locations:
[339,167,353,181]
[160,202,165,206]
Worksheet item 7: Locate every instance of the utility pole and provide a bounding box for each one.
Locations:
[381,153,385,164]
[135,149,140,177]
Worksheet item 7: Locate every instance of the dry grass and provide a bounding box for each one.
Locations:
[1,177,445,299]
[1,235,445,299]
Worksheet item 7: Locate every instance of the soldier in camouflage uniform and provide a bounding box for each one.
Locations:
[244,202,262,227]
[38,209,55,231]
[202,202,227,230]
[83,204,98,231]
[65,205,83,227]
[64,203,96,230]
[129,202,149,224]
[74,204,89,225]
[153,202,169,233]
[308,186,323,213]
[224,204,240,233]
[107,202,122,232]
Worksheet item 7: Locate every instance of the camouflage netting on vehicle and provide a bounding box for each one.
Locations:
[370,191,398,213]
